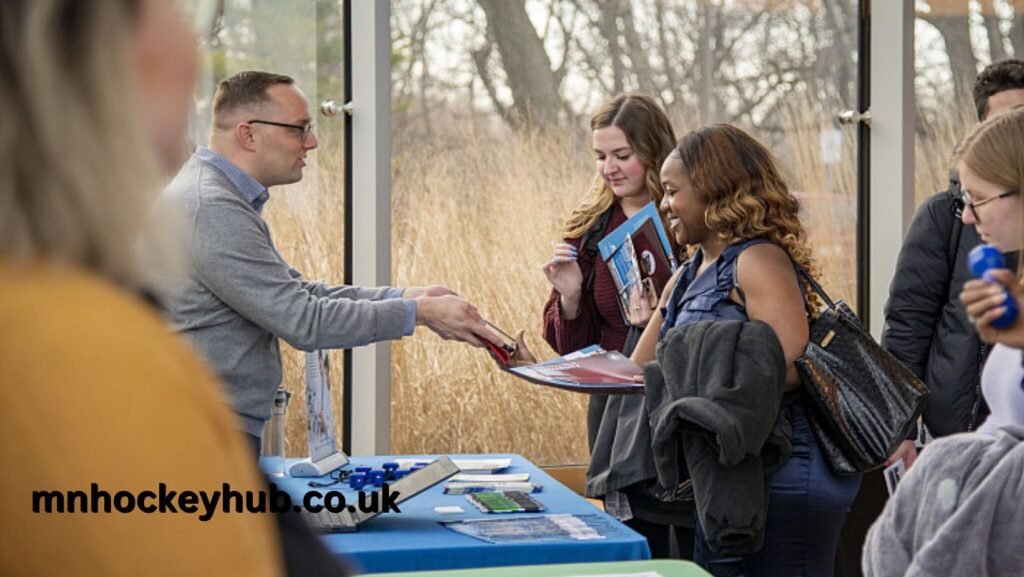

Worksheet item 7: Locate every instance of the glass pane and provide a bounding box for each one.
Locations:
[914,1,1024,206]
[184,0,347,457]
[390,0,859,466]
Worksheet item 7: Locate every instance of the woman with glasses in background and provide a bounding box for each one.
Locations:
[864,105,1024,577]
[957,106,1024,435]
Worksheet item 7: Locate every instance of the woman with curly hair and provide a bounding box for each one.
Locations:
[633,124,861,575]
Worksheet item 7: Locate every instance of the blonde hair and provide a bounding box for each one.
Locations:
[675,124,822,315]
[0,0,161,288]
[959,104,1024,276]
[562,94,677,242]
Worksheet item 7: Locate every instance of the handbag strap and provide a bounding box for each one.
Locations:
[791,262,837,311]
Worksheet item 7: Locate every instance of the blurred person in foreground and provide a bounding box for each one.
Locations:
[864,105,1024,577]
[632,125,860,576]
[541,93,692,558]
[144,70,500,455]
[0,1,341,575]
[881,60,1024,465]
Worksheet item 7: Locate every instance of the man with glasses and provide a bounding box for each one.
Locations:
[883,60,1024,459]
[146,71,498,455]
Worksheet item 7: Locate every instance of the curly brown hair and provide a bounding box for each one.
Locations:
[562,93,676,242]
[675,124,822,315]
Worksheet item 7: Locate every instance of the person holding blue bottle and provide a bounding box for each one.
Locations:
[957,105,1024,435]
[863,105,1024,577]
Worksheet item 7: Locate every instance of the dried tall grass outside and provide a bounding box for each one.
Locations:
[778,97,858,307]
[391,126,593,464]
[915,101,976,204]
[261,145,348,457]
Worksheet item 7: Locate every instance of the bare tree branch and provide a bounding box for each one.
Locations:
[471,34,515,127]
[476,0,564,127]
[978,0,1008,62]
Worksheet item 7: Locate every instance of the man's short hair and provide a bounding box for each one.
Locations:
[973,59,1024,120]
[212,71,295,124]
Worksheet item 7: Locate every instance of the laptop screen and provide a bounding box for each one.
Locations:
[352,456,460,525]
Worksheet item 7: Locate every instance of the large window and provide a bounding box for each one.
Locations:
[389,0,860,466]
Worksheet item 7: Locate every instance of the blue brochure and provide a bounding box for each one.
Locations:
[596,202,677,319]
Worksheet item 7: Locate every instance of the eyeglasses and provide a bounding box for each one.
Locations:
[248,119,316,143]
[959,187,1019,223]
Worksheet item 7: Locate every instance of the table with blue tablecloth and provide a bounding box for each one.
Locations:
[366,559,711,577]
[271,454,650,574]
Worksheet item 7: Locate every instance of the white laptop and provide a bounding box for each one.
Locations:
[304,456,460,532]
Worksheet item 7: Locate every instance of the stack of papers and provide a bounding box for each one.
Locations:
[444,482,541,495]
[443,514,610,544]
[395,458,512,474]
[451,473,529,483]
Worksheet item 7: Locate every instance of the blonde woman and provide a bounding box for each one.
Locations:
[959,106,1024,434]
[541,93,688,558]
[0,1,285,575]
[864,106,1024,577]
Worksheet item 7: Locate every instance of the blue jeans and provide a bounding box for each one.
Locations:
[694,401,862,577]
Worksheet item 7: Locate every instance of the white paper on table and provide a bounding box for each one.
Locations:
[396,458,512,473]
[451,473,529,482]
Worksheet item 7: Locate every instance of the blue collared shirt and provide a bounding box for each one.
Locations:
[193,147,415,335]
[195,146,270,213]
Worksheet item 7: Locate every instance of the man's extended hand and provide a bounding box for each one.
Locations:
[404,285,459,299]
[415,295,502,347]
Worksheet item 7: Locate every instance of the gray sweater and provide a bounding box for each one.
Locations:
[148,153,410,437]
[863,425,1024,577]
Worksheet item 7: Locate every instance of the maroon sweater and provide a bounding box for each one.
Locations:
[543,204,630,355]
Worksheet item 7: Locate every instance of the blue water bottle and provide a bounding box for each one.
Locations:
[968,244,1019,329]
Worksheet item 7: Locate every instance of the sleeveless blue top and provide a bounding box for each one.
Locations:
[659,237,771,340]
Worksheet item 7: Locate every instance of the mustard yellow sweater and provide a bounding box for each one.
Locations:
[0,262,283,577]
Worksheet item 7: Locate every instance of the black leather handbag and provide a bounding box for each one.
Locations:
[794,267,929,475]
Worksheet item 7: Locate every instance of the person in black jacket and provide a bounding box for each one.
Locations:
[882,59,1024,458]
